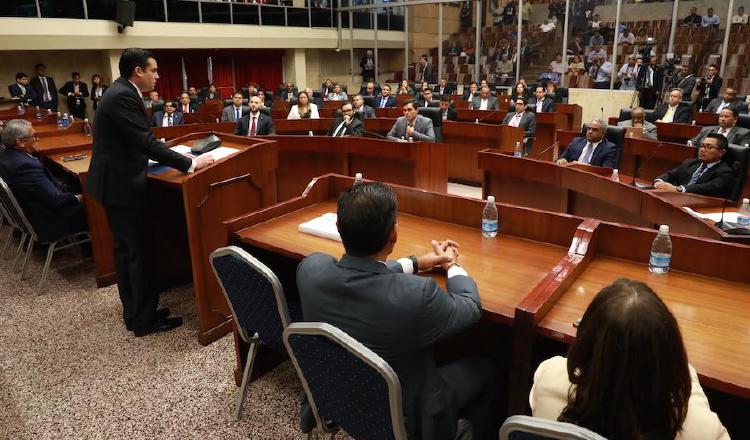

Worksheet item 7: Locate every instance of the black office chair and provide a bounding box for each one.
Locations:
[223,99,233,108]
[259,107,272,117]
[737,114,750,130]
[363,96,376,109]
[556,87,569,103]
[418,107,442,142]
[724,144,750,201]
[581,123,626,168]
[618,108,656,124]
[359,83,381,96]
[151,103,164,113]
[241,87,250,99]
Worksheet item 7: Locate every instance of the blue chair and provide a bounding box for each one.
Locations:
[284,322,408,440]
[499,415,607,440]
[209,245,302,421]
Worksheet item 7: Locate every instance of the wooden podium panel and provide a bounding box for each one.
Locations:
[656,121,701,143]
[456,109,508,124]
[363,118,397,136]
[374,108,402,118]
[152,122,236,140]
[443,121,523,185]
[532,112,566,160]
[556,103,582,131]
[273,118,336,135]
[183,112,222,124]
[693,111,719,126]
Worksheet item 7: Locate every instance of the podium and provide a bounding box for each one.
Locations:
[532,112,566,160]
[656,121,701,143]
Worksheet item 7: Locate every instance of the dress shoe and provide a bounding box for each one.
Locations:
[133,316,183,337]
[125,308,171,331]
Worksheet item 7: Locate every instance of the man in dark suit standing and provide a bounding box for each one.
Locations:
[675,65,696,102]
[30,63,57,112]
[235,96,275,136]
[326,102,363,137]
[439,95,458,121]
[528,86,556,113]
[151,101,184,127]
[654,89,693,123]
[297,181,501,440]
[503,97,536,154]
[59,72,89,119]
[0,119,86,242]
[87,48,214,337]
[375,84,397,108]
[557,119,619,168]
[8,72,37,106]
[416,55,434,83]
[696,64,722,111]
[689,108,750,146]
[654,133,736,198]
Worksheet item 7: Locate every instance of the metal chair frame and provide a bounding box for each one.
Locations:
[283,322,408,440]
[499,415,607,440]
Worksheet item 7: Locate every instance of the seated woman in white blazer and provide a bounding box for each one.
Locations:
[530,278,729,440]
[287,91,319,119]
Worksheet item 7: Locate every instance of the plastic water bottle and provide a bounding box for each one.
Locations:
[513,141,523,158]
[17,105,25,115]
[482,196,499,238]
[354,172,363,186]
[57,112,63,128]
[648,225,672,274]
[83,118,92,136]
[308,130,314,136]
[35,106,43,119]
[738,198,750,228]
[691,120,696,126]
[687,140,693,147]
[611,169,620,182]
[61,113,69,128]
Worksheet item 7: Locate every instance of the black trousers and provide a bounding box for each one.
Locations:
[103,204,159,331]
[439,356,502,440]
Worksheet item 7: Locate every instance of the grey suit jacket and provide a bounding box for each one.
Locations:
[690,125,750,147]
[617,119,658,140]
[355,104,375,119]
[387,115,436,142]
[470,96,499,110]
[502,111,536,138]
[705,97,746,114]
[297,253,481,439]
[221,105,249,122]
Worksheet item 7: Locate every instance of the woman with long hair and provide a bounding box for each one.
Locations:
[287,91,319,119]
[530,279,728,439]
[90,74,108,111]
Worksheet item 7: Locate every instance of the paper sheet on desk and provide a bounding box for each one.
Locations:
[207,146,239,161]
[683,207,739,223]
[148,145,192,166]
[298,213,341,242]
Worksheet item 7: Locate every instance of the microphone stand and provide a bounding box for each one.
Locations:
[631,142,664,187]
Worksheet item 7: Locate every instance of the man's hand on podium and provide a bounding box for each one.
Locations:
[194,154,215,170]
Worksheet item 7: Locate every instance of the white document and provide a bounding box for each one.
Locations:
[682,207,738,223]
[298,213,341,242]
[207,146,239,161]
[149,145,193,166]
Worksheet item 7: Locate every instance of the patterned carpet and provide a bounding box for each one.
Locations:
[0,230,349,440]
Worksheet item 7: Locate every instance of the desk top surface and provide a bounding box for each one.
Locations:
[538,256,750,395]
[236,199,568,320]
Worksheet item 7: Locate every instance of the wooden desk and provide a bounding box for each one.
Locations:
[35,123,92,155]
[556,104,582,131]
[456,109,507,124]
[273,118,336,135]
[36,120,83,135]
[693,111,719,126]
[532,112,566,160]
[656,122,701,143]
[363,118,397,136]
[199,99,223,112]
[152,122,236,140]
[443,121,523,185]
[1,112,57,125]
[184,112,222,124]
[375,108,402,118]
[478,150,746,242]
[321,100,347,110]
[45,133,279,345]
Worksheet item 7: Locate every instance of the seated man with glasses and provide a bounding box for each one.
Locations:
[327,102,363,137]
[654,133,737,198]
[0,119,86,242]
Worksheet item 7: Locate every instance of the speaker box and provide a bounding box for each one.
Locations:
[115,0,135,33]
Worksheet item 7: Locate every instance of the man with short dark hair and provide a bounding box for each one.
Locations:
[705,88,745,114]
[683,6,702,26]
[143,90,163,109]
[235,96,275,136]
[30,63,57,111]
[433,78,454,97]
[528,86,555,113]
[387,101,436,142]
[59,72,88,119]
[417,55,434,83]
[376,84,396,108]
[503,97,536,154]
[152,101,183,127]
[698,64,722,110]
[471,86,499,111]
[297,181,501,440]
[462,81,479,101]
[689,108,750,146]
[415,88,436,108]
[439,95,458,121]
[352,95,375,119]
[87,48,214,337]
[222,92,248,123]
[556,119,619,168]
[654,133,736,198]
[327,102,363,137]
[8,72,37,105]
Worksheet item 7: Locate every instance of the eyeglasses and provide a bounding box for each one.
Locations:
[20,134,39,141]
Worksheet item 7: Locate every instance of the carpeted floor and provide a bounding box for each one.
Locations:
[0,233,349,440]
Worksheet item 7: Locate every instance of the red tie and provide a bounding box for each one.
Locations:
[184,105,188,113]
[250,116,257,136]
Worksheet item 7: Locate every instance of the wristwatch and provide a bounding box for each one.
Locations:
[408,255,419,272]
[677,185,686,193]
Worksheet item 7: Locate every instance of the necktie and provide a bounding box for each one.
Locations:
[168,114,173,126]
[688,163,707,184]
[250,116,257,136]
[236,108,240,120]
[184,105,189,113]
[580,142,594,164]
[41,77,50,102]
[333,121,346,137]
[74,83,79,94]
[381,98,386,108]
[664,106,675,122]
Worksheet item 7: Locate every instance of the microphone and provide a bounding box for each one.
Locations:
[361,128,387,139]
[535,140,560,160]
[475,109,503,124]
[715,161,743,231]
[631,142,663,187]
[600,107,604,121]
[714,196,731,229]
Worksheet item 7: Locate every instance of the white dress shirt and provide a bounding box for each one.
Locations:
[508,112,523,127]
[161,112,174,127]
[479,98,489,110]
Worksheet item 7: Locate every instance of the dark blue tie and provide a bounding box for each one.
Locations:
[688,163,707,185]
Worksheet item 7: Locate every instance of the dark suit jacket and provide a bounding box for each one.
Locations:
[59,81,89,104]
[442,107,458,121]
[433,85,455,96]
[655,159,737,198]
[560,137,619,168]
[87,77,193,207]
[705,98,746,114]
[234,112,275,136]
[30,76,57,104]
[418,64,435,83]
[502,111,536,138]
[8,83,37,104]
[0,147,85,242]
[689,125,750,147]
[374,95,397,108]
[326,117,363,136]
[528,96,556,113]
[151,111,184,127]
[676,74,697,100]
[462,90,478,101]
[653,102,693,124]
[415,97,439,108]
[355,104,376,119]
[297,253,482,440]
[470,96,499,111]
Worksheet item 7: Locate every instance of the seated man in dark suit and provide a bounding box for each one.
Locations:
[654,88,692,123]
[528,86,555,113]
[503,97,536,153]
[704,88,746,114]
[0,119,86,242]
[280,82,297,103]
[462,81,479,101]
[362,81,378,98]
[8,72,37,105]
[297,181,501,440]
[433,78,454,97]
[556,119,619,168]
[143,90,163,109]
[352,94,375,119]
[327,102,363,137]
[235,96,275,136]
[439,95,458,121]
[375,84,397,108]
[152,101,184,127]
[654,133,737,198]
[470,86,499,111]
[689,108,750,147]
[177,92,197,114]
[415,87,437,108]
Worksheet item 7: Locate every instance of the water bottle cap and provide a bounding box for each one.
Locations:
[487,196,495,203]
[743,198,749,204]
[355,173,363,179]
[84,118,89,122]
[658,224,669,234]
[613,169,619,174]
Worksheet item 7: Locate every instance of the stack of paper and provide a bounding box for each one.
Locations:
[682,207,738,223]
[149,145,193,166]
[298,213,341,242]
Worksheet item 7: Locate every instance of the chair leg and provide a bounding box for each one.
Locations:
[234,341,258,421]
[327,433,336,440]
[1,227,14,260]
[12,233,28,271]
[37,241,58,294]
[20,236,35,280]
